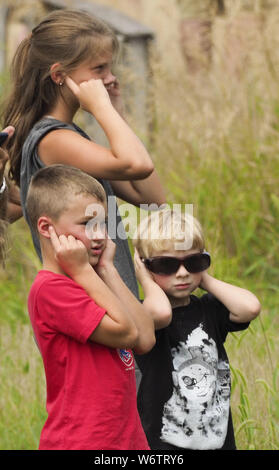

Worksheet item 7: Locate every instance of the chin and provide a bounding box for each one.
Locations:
[171,286,196,298]
[89,255,100,267]
[173,291,190,299]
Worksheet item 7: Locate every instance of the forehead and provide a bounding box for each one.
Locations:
[63,194,106,217]
[152,248,201,258]
[85,45,114,66]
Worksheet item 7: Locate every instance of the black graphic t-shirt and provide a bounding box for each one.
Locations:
[135,294,250,450]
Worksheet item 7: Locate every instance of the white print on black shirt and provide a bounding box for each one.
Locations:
[160,325,230,450]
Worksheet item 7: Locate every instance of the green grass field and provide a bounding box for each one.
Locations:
[1,1,279,450]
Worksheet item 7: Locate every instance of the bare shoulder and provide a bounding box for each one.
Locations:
[38,129,87,165]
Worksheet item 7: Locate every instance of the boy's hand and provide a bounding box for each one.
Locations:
[199,271,212,291]
[134,249,154,285]
[134,249,172,330]
[95,236,116,274]
[65,76,112,115]
[48,225,90,278]
[199,269,261,322]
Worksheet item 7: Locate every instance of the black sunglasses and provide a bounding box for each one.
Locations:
[142,252,211,275]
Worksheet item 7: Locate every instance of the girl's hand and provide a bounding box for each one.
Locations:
[134,248,154,284]
[48,225,90,278]
[65,76,112,115]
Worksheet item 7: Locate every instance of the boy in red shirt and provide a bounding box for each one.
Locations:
[26,164,155,450]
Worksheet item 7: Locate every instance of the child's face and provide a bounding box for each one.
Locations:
[52,194,107,267]
[69,51,116,90]
[146,249,203,306]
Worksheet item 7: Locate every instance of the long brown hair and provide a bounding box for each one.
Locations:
[2,9,118,187]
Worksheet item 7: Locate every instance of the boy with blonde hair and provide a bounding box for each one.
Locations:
[26,164,155,450]
[133,208,261,450]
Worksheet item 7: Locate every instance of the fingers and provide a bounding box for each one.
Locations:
[2,126,15,138]
[65,76,104,93]
[64,76,80,95]
[133,248,143,264]
[49,226,81,250]
[48,228,74,253]
[48,225,62,252]
[133,249,153,282]
[1,126,15,149]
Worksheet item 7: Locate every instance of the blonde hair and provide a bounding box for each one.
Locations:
[133,209,205,258]
[2,9,118,186]
[26,164,106,235]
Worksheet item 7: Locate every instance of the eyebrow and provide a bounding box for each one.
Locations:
[80,216,108,223]
[92,62,110,69]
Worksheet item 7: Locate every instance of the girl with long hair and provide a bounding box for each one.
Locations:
[2,8,165,298]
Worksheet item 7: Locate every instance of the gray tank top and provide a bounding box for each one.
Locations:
[20,117,139,298]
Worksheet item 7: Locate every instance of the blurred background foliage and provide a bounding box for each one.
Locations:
[0,0,279,450]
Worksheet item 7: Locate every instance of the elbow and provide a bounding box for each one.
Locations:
[128,161,154,180]
[248,299,261,320]
[157,309,172,329]
[133,332,156,355]
[153,307,172,330]
[237,299,261,322]
[120,324,139,349]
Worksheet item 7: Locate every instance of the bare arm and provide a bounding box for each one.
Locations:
[48,228,139,349]
[134,249,172,330]
[110,169,166,207]
[200,272,261,323]
[95,241,156,354]
[107,84,166,206]
[39,78,154,180]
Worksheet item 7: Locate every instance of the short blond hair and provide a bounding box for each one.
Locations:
[133,209,205,258]
[26,164,106,234]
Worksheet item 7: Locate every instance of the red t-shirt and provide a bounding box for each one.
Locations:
[28,270,149,450]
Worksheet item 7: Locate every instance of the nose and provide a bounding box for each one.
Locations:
[92,222,107,241]
[91,228,105,241]
[176,263,190,277]
[85,220,107,242]
[103,69,116,85]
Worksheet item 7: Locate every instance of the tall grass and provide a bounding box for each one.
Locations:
[0,0,279,450]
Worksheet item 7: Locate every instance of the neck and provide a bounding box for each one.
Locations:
[169,295,191,308]
[42,258,68,277]
[46,95,78,124]
[42,260,67,276]
[41,243,68,277]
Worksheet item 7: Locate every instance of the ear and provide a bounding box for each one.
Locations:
[37,216,54,239]
[50,63,65,86]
